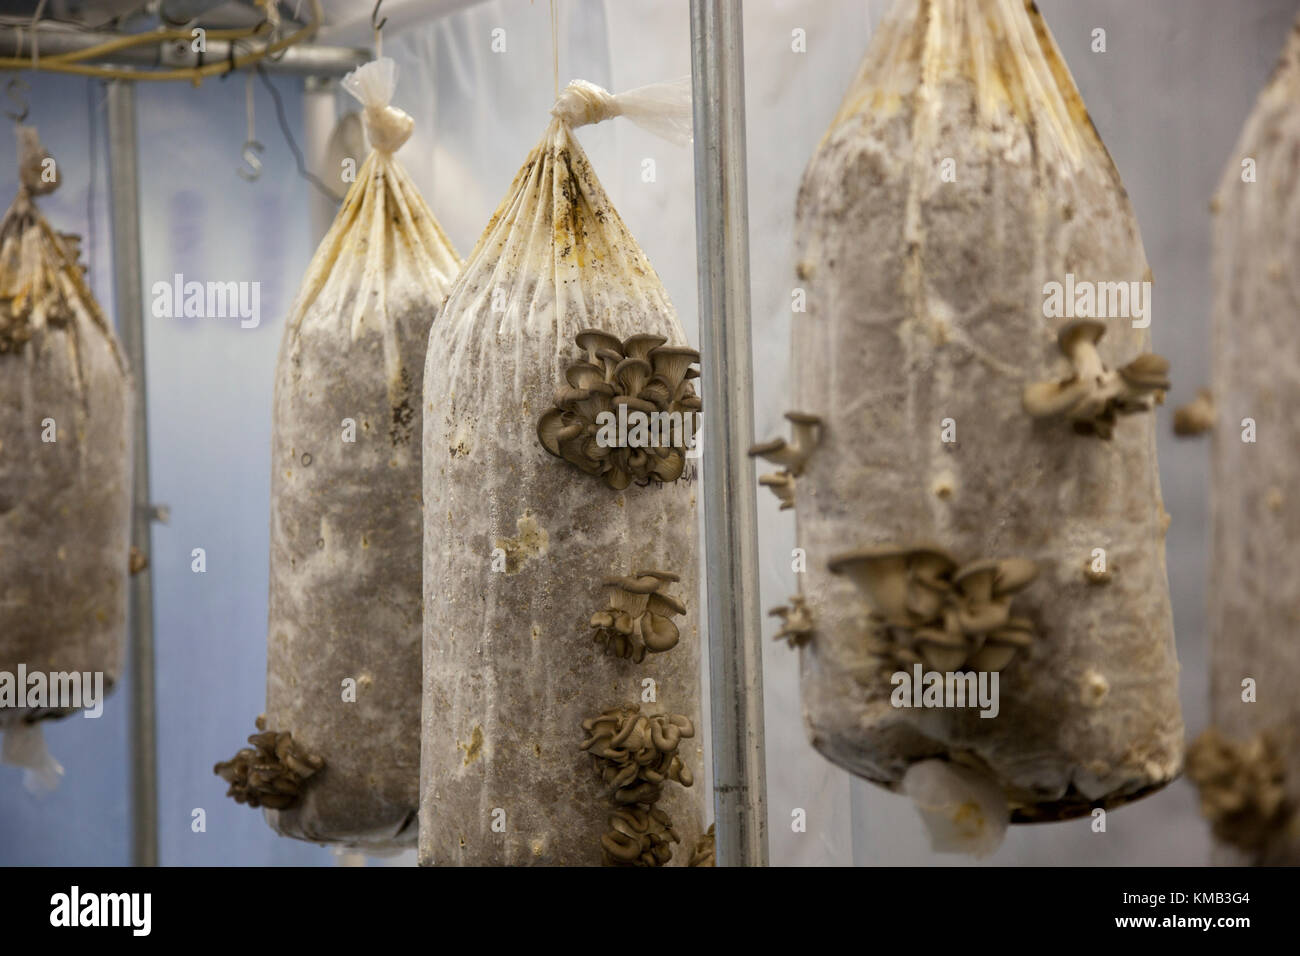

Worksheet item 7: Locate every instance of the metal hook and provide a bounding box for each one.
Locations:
[4,77,30,124]
[371,0,387,32]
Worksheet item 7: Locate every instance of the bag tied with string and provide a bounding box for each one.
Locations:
[420,78,707,866]
[218,58,461,849]
[782,0,1181,856]
[0,125,133,791]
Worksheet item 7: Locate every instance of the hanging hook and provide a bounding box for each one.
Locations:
[371,0,387,58]
[237,71,264,181]
[4,77,30,124]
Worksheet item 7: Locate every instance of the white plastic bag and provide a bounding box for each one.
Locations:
[231,58,461,848]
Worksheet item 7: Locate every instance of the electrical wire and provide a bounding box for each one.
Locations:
[0,0,323,83]
[254,63,336,202]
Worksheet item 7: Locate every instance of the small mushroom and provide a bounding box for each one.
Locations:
[689,823,716,867]
[769,595,814,647]
[621,333,668,361]
[1023,319,1172,439]
[759,472,796,510]
[1173,388,1215,437]
[575,328,624,365]
[750,412,823,509]
[213,716,324,810]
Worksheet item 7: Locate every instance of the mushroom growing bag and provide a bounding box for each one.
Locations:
[0,127,131,785]
[1190,16,1300,864]
[254,58,460,847]
[420,80,706,865]
[774,0,1181,849]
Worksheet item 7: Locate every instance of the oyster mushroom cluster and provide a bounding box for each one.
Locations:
[827,544,1039,673]
[1022,319,1170,439]
[213,714,324,811]
[1186,728,1290,855]
[590,570,686,662]
[769,594,814,648]
[537,328,701,489]
[581,704,695,804]
[749,411,822,510]
[600,805,680,867]
[582,704,696,867]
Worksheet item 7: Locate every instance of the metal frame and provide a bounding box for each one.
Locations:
[690,0,769,867]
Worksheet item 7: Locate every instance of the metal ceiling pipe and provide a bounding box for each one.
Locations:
[0,27,366,75]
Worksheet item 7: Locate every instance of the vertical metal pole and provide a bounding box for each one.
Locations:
[106,79,158,868]
[689,0,768,867]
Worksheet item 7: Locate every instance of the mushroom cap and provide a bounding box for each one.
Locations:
[642,614,681,653]
[827,547,916,625]
[565,361,606,389]
[636,569,681,584]
[615,356,653,390]
[748,437,789,459]
[647,592,687,617]
[622,333,669,360]
[1119,353,1171,389]
[613,394,657,415]
[575,328,623,357]
[968,643,1018,673]
[956,598,1011,635]
[952,559,999,588]
[649,449,686,482]
[993,558,1038,595]
[989,617,1035,647]
[536,409,569,456]
[784,411,823,426]
[649,346,700,388]
[1056,318,1107,353]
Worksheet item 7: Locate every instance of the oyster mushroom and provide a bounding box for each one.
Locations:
[1173,387,1214,437]
[575,328,623,366]
[831,545,1037,673]
[750,411,823,510]
[591,572,687,662]
[827,544,956,628]
[1023,319,1172,439]
[759,472,796,510]
[214,715,324,810]
[770,595,814,647]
